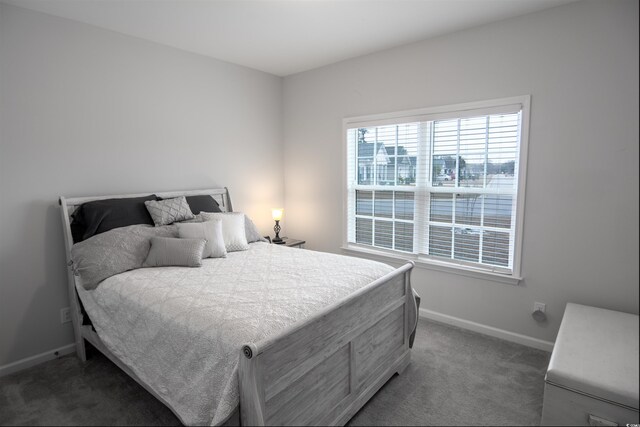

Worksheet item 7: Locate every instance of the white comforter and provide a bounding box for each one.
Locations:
[77,242,395,426]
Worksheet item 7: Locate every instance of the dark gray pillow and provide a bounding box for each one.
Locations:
[157,195,222,214]
[143,237,206,267]
[185,195,222,214]
[70,195,158,243]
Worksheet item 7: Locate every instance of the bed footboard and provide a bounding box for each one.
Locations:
[238,261,415,426]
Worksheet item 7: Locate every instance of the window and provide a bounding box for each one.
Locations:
[344,97,530,280]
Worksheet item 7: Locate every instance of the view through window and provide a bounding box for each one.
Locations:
[345,98,528,275]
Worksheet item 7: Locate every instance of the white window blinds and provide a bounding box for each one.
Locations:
[345,97,529,276]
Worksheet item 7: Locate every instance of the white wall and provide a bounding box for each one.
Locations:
[1,0,638,369]
[0,4,283,367]
[282,0,639,343]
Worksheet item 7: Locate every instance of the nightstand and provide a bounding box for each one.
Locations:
[264,236,306,248]
[282,237,305,248]
[269,237,305,248]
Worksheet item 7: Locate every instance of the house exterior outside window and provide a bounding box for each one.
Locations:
[344,96,530,283]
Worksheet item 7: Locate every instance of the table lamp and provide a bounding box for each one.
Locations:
[272,208,284,244]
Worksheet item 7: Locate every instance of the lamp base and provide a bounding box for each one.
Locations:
[273,220,283,244]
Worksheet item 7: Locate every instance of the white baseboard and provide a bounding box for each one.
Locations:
[0,310,552,377]
[419,308,554,352]
[0,343,76,377]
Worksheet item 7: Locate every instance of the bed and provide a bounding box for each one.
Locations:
[59,187,417,426]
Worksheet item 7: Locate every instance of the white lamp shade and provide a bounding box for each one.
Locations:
[272,208,283,221]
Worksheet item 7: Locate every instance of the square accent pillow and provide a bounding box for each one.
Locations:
[143,237,205,267]
[201,212,249,252]
[145,196,195,226]
[176,220,227,258]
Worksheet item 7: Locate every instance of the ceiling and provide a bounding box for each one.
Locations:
[4,0,579,76]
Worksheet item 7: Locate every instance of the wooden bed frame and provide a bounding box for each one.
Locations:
[59,187,416,426]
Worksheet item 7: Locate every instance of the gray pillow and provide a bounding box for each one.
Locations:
[144,196,195,226]
[178,213,204,224]
[244,215,267,243]
[70,224,177,290]
[143,237,206,267]
[176,220,227,258]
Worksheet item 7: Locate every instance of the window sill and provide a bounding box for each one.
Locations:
[340,244,522,286]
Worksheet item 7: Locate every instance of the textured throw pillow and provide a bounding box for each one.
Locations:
[143,237,206,267]
[176,220,227,258]
[145,196,195,226]
[70,224,177,289]
[200,212,249,252]
[177,213,203,224]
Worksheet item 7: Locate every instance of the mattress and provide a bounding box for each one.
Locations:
[76,242,396,426]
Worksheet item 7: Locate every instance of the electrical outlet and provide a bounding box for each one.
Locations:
[60,307,72,324]
[533,302,546,313]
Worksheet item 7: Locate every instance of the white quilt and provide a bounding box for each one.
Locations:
[76,242,396,426]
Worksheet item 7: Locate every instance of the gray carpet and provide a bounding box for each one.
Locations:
[0,319,550,426]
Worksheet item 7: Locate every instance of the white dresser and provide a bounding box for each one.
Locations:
[541,303,639,426]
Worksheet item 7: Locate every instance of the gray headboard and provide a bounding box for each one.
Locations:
[59,187,233,251]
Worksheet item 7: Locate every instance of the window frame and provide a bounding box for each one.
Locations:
[342,96,531,285]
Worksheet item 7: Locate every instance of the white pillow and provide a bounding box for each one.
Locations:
[193,212,265,243]
[201,212,249,252]
[176,220,227,258]
[244,215,267,243]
